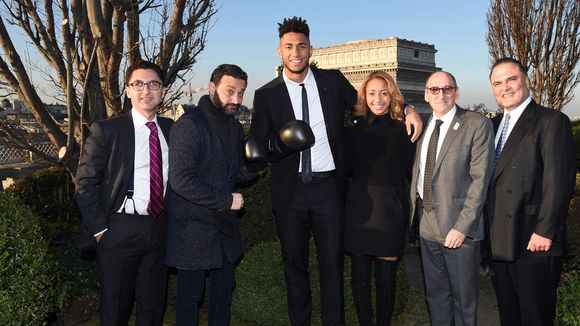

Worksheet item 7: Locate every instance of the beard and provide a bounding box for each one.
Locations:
[212,92,240,117]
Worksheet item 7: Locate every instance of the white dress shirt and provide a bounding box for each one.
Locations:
[417,105,458,199]
[96,109,169,237]
[494,97,531,147]
[283,68,336,172]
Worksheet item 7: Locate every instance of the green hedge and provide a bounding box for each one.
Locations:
[8,166,78,239]
[0,192,59,324]
[556,271,580,326]
[232,240,408,325]
[238,167,277,249]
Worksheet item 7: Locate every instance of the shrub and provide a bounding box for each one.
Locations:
[7,166,78,239]
[6,167,96,322]
[238,167,277,249]
[556,271,580,326]
[232,240,408,325]
[0,192,59,324]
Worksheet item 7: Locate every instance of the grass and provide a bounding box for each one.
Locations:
[6,166,579,324]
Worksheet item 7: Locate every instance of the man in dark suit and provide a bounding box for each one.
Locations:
[165,64,255,325]
[248,17,423,325]
[76,61,172,325]
[486,58,575,326]
[409,71,494,326]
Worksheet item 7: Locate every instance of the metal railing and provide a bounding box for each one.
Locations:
[0,142,58,164]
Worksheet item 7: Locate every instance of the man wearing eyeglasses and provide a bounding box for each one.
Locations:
[486,58,575,326]
[76,61,172,325]
[409,71,494,326]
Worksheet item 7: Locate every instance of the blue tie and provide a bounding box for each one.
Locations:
[494,113,510,165]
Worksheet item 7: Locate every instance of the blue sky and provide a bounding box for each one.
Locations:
[4,0,578,117]
[182,0,579,117]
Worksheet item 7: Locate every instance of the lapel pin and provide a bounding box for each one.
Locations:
[453,122,460,130]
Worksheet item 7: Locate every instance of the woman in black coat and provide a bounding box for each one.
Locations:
[345,71,415,326]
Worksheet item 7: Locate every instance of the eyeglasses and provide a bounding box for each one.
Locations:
[128,80,163,91]
[426,86,455,95]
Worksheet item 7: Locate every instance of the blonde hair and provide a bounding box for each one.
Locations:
[354,71,404,121]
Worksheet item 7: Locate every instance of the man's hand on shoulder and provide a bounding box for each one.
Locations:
[404,105,423,142]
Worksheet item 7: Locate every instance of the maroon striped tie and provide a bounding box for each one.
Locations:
[146,121,164,217]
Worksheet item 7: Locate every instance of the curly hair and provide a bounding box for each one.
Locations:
[354,71,404,121]
[278,16,310,38]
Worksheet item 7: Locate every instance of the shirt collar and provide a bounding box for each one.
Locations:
[199,94,229,122]
[131,108,157,129]
[366,111,390,124]
[282,67,314,87]
[432,105,457,126]
[504,96,531,119]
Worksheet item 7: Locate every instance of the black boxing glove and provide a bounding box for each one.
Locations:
[245,135,268,162]
[270,120,315,156]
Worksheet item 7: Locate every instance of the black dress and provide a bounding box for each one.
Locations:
[344,112,415,257]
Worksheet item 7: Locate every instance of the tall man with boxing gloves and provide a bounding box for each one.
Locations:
[247,16,423,325]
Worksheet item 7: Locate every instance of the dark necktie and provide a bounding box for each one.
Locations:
[423,119,443,212]
[300,83,312,184]
[146,121,164,217]
[494,113,510,166]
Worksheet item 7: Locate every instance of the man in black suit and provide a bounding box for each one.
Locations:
[248,17,423,325]
[76,61,172,325]
[165,64,255,325]
[486,58,576,326]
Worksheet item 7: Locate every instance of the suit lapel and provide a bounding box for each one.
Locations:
[493,102,537,180]
[434,108,466,173]
[312,69,334,133]
[492,114,502,134]
[274,76,297,122]
[121,112,136,188]
[411,116,429,194]
[414,115,431,170]
[158,117,172,141]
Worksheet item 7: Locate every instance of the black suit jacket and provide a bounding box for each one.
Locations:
[487,100,575,261]
[75,112,173,249]
[249,67,357,218]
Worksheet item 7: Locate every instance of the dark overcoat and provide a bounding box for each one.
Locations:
[165,96,250,270]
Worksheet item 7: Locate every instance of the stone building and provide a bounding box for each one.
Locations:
[311,37,439,113]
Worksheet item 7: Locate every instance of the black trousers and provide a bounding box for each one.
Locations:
[175,251,236,326]
[96,213,168,326]
[492,256,563,326]
[275,176,345,326]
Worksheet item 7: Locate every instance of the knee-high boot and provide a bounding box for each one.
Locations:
[351,254,374,326]
[375,259,397,326]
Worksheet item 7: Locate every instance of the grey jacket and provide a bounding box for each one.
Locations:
[410,107,495,241]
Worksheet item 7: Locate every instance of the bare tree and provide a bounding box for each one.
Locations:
[0,0,217,175]
[486,0,580,111]
[466,102,490,114]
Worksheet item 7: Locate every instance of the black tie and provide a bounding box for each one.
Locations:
[423,119,443,212]
[300,83,312,184]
